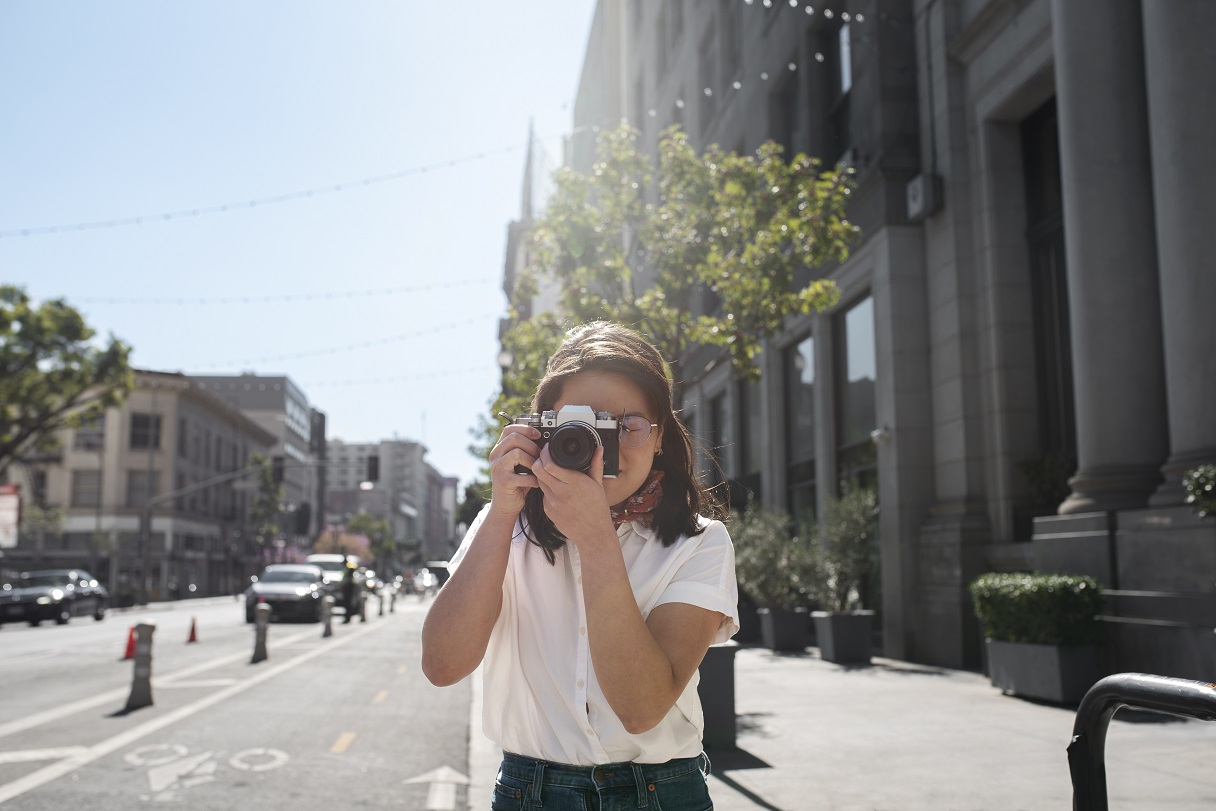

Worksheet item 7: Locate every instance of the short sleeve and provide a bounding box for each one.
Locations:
[653,519,740,644]
[447,503,493,573]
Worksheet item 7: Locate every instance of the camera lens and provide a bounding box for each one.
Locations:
[548,422,600,471]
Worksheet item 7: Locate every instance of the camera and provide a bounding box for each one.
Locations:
[513,405,619,477]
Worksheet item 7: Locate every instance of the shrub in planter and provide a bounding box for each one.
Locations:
[968,572,1106,703]
[729,504,813,650]
[805,483,878,663]
[1183,464,1216,519]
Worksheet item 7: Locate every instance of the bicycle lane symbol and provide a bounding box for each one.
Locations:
[124,743,289,802]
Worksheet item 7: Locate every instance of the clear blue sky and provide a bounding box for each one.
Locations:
[1,1,597,490]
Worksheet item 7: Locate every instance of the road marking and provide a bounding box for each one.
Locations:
[0,620,383,805]
[228,747,288,772]
[157,679,238,688]
[0,747,88,764]
[372,689,389,703]
[0,629,313,742]
[404,766,469,811]
[125,744,188,767]
[329,732,357,754]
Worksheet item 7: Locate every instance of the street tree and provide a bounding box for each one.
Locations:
[482,123,858,461]
[346,512,393,567]
[0,286,133,477]
[248,453,283,559]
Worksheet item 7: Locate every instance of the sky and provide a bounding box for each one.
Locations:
[1,1,598,491]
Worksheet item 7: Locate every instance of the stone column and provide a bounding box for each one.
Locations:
[1051,0,1168,514]
[1142,0,1216,504]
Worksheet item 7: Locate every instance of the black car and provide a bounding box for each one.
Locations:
[0,569,109,627]
[244,564,326,623]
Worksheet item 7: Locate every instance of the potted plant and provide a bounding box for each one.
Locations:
[1183,464,1216,519]
[729,504,813,651]
[968,572,1106,704]
[805,483,879,664]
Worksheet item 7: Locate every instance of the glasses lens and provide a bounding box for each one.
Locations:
[619,416,652,448]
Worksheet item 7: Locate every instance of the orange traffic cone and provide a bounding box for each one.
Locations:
[187,616,198,644]
[122,626,137,660]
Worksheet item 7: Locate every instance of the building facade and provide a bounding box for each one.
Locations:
[189,373,325,545]
[3,370,278,601]
[519,0,1215,677]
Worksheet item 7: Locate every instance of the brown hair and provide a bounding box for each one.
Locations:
[521,321,720,563]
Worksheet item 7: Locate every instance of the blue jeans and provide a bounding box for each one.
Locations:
[491,751,713,811]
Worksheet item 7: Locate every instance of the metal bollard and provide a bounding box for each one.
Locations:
[124,622,156,712]
[321,595,334,638]
[389,590,396,614]
[251,602,270,663]
[378,592,385,616]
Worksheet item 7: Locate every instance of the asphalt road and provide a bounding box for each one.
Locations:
[0,593,470,810]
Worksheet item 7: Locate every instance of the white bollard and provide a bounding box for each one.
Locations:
[124,622,156,712]
[251,602,270,663]
[321,595,334,638]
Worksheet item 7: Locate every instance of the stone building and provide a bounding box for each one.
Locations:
[518,0,1215,677]
[3,370,277,601]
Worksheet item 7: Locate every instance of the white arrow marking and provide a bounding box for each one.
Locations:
[147,750,215,793]
[404,766,470,811]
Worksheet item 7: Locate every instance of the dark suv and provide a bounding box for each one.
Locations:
[0,569,109,626]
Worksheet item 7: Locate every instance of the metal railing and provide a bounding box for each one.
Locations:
[1068,672,1216,810]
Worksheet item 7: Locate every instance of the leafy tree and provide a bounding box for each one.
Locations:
[313,528,371,559]
[19,502,65,554]
[478,124,857,469]
[346,512,393,565]
[0,286,133,477]
[248,452,283,554]
[456,480,491,529]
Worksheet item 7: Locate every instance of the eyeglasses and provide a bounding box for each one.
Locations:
[619,415,659,448]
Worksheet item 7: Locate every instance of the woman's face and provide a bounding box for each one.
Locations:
[550,370,663,509]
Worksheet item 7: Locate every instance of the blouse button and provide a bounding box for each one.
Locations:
[579,626,586,636]
[577,679,585,688]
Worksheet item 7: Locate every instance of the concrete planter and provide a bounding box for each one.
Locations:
[757,607,809,651]
[811,610,874,664]
[696,642,739,750]
[985,639,1104,704]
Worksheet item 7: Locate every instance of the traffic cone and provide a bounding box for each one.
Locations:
[187,616,198,644]
[122,625,137,660]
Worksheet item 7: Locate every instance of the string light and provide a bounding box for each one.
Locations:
[73,277,492,306]
[0,128,586,240]
[194,313,499,369]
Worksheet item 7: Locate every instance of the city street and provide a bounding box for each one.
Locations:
[0,594,468,810]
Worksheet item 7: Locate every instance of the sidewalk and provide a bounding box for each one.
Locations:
[468,646,1216,810]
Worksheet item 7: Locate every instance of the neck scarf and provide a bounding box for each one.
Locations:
[610,470,665,528]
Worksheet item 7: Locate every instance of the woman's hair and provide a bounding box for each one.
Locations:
[520,321,721,563]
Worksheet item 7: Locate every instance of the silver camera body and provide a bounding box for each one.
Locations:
[513,405,619,477]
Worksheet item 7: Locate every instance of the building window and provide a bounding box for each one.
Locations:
[129,414,162,450]
[32,470,49,506]
[820,21,853,162]
[719,0,741,87]
[215,436,224,471]
[769,72,800,158]
[835,296,877,489]
[126,470,158,507]
[670,0,683,50]
[71,470,101,508]
[656,4,668,77]
[785,334,816,526]
[708,392,731,493]
[74,416,105,451]
[736,378,763,504]
[178,418,189,458]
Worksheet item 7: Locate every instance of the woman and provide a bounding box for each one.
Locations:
[422,321,738,810]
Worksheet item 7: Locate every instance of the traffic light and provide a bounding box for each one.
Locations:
[366,455,379,483]
[272,456,284,485]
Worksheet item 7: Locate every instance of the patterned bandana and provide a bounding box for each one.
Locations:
[610,470,666,528]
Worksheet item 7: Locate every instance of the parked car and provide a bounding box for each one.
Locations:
[0,569,109,627]
[304,553,366,618]
[244,564,326,623]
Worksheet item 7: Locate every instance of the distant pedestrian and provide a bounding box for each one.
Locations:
[422,321,739,810]
[341,555,357,624]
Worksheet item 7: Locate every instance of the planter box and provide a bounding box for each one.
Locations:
[986,640,1104,704]
[757,607,809,651]
[812,610,874,664]
[696,642,739,750]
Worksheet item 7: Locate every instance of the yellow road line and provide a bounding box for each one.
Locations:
[373,690,389,704]
[330,732,357,754]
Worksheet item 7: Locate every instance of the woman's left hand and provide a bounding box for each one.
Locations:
[533,445,615,547]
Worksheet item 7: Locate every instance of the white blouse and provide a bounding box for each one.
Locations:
[449,505,740,766]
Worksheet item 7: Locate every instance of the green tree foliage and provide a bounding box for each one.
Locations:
[729,503,815,611]
[455,480,491,529]
[346,512,393,565]
[248,453,283,553]
[1183,464,1216,519]
[0,286,133,477]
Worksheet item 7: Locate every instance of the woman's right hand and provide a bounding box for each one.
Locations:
[486,424,541,517]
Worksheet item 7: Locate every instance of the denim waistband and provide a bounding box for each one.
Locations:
[499,751,708,793]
